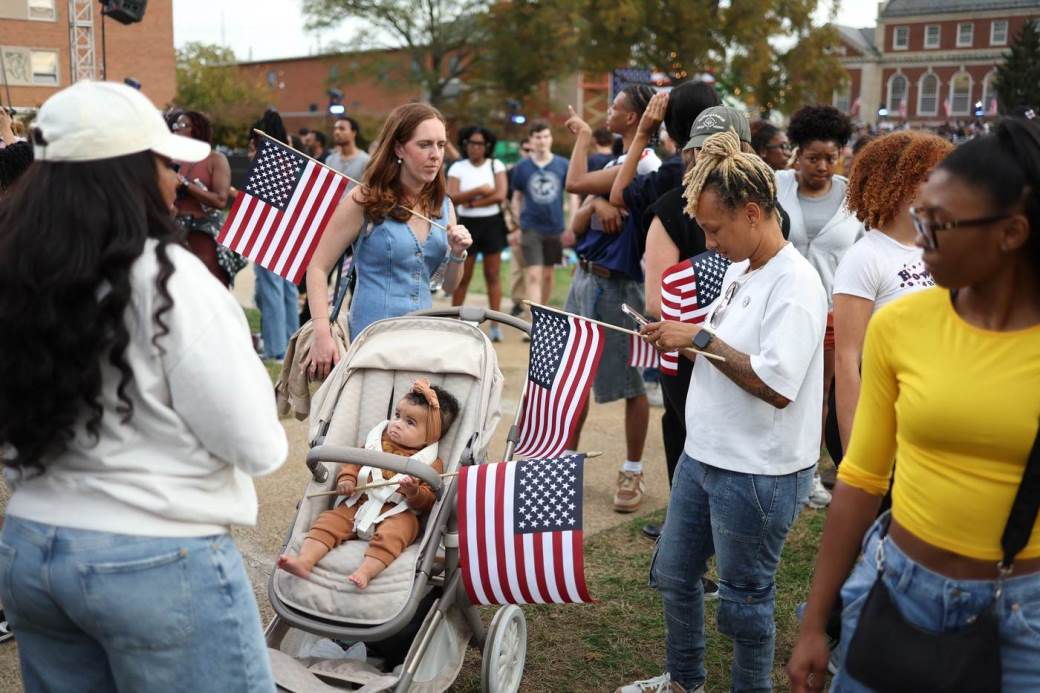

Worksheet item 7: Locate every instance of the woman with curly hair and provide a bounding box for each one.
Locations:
[0,82,286,690]
[446,125,508,337]
[777,104,865,508]
[832,132,953,454]
[789,117,1040,693]
[304,102,472,380]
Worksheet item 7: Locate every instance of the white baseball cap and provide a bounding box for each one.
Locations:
[34,81,210,163]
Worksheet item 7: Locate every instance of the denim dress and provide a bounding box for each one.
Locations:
[348,198,452,338]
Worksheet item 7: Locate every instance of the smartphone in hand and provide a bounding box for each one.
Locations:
[621,303,650,328]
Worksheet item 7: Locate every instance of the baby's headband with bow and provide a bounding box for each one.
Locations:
[412,379,441,445]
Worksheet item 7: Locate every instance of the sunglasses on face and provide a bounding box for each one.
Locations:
[909,206,1012,250]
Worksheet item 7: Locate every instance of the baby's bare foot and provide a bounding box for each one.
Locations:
[278,554,312,578]
[348,571,370,589]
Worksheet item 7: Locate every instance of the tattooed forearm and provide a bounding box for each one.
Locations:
[682,338,791,408]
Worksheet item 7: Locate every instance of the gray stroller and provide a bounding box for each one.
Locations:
[266,307,532,693]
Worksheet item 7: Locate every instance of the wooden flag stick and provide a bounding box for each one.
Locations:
[305,451,604,499]
[253,129,448,232]
[522,300,725,362]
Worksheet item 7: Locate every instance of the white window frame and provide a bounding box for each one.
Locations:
[957,22,974,48]
[924,24,941,49]
[981,69,998,114]
[949,72,973,116]
[27,0,56,21]
[893,25,910,50]
[887,73,908,113]
[991,20,1009,46]
[917,72,939,116]
[30,49,59,85]
[833,83,851,113]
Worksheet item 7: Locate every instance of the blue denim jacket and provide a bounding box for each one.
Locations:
[348,198,451,338]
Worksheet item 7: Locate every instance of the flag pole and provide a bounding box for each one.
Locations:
[305,451,605,499]
[522,300,725,362]
[253,129,448,232]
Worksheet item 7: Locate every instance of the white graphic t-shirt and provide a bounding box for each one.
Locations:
[832,230,934,313]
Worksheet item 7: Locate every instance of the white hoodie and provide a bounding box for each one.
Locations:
[6,242,288,537]
[775,169,865,308]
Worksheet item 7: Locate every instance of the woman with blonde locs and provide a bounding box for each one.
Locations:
[304,103,472,379]
[621,130,826,693]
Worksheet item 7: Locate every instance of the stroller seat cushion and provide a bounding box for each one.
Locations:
[274,536,420,625]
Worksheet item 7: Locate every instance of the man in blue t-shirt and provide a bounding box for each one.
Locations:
[509,121,569,305]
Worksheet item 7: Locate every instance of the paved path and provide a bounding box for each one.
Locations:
[0,266,671,689]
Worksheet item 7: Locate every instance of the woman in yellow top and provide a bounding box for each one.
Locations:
[788,117,1040,692]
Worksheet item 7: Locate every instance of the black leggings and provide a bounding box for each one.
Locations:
[659,356,694,487]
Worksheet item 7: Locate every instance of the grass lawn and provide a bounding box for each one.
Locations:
[463,257,575,309]
[454,508,825,692]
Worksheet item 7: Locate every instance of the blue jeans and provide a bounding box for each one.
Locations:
[651,454,813,692]
[254,264,299,360]
[832,515,1040,692]
[0,517,274,693]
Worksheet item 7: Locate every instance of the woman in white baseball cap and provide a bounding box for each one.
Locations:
[0,81,286,691]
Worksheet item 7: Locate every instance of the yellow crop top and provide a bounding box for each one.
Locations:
[838,288,1040,561]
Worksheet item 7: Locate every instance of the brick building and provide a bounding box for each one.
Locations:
[0,0,175,110]
[834,0,1040,125]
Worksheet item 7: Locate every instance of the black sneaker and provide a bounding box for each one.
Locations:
[0,611,12,643]
[702,578,720,601]
[510,303,524,318]
[642,523,662,539]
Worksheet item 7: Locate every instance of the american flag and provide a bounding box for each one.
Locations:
[513,307,604,459]
[628,334,659,369]
[458,454,590,605]
[218,137,348,284]
[659,251,729,375]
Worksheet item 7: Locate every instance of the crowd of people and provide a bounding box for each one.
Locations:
[0,73,1038,693]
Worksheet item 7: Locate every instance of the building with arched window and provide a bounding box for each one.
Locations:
[833,0,1040,125]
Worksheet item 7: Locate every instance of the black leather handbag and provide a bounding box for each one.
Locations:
[845,421,1040,693]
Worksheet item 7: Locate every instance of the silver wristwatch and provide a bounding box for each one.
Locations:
[448,250,468,264]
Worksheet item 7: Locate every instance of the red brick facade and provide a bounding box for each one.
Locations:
[0,0,175,110]
[835,2,1040,125]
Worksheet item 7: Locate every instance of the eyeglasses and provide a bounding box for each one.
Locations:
[171,121,189,131]
[465,139,486,147]
[909,206,1013,249]
[764,143,791,152]
[709,279,742,329]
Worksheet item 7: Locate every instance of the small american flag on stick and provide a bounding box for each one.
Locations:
[458,454,590,605]
[218,136,348,284]
[513,307,604,459]
[659,251,729,375]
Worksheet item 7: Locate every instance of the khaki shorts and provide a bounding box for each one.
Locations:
[520,229,563,267]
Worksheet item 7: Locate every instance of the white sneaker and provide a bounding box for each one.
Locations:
[645,381,664,407]
[616,672,703,693]
[808,473,832,509]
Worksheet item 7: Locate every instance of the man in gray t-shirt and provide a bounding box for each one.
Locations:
[325,116,370,192]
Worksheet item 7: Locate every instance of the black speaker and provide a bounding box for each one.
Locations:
[100,0,148,25]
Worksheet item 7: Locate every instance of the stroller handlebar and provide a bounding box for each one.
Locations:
[306,446,444,497]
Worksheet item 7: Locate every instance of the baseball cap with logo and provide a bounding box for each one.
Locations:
[683,106,752,152]
[33,81,210,163]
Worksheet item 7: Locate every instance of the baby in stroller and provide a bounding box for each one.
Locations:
[278,379,459,589]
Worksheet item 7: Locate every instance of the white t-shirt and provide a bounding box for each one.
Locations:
[832,230,934,313]
[7,242,288,537]
[684,244,827,476]
[448,158,507,217]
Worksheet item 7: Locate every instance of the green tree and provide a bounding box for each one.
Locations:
[995,20,1040,114]
[302,0,489,107]
[573,0,845,116]
[174,42,272,148]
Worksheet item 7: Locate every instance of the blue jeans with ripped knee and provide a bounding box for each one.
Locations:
[651,454,812,692]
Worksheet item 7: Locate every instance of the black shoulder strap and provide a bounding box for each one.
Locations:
[1001,419,1040,568]
[329,217,370,323]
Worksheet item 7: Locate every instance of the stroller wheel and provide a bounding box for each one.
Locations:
[480,605,527,693]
